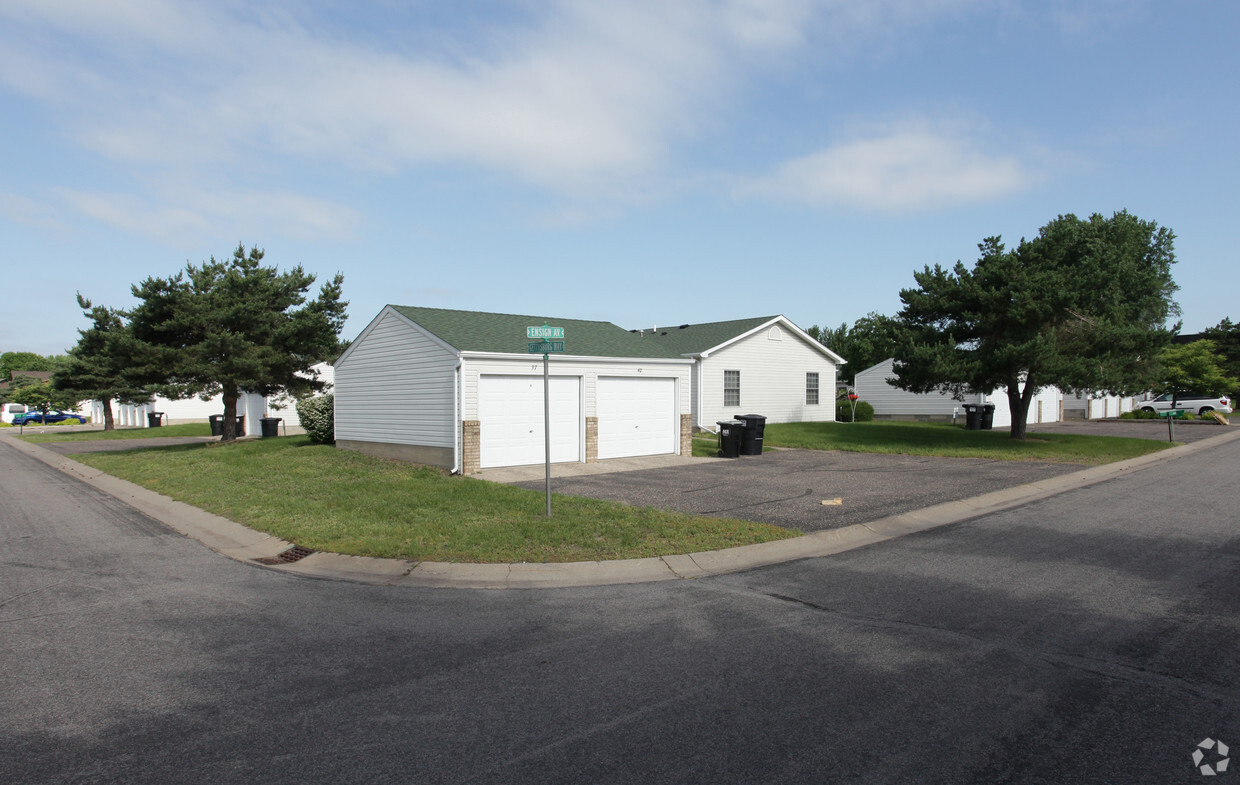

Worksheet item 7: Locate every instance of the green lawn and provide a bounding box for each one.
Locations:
[72,436,796,563]
[764,421,1171,465]
[18,423,212,442]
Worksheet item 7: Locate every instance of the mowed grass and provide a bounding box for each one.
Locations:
[19,423,212,442]
[72,436,796,563]
[764,421,1171,465]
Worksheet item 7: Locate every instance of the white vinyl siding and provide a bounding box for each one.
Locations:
[855,358,1063,426]
[334,310,458,448]
[698,325,838,425]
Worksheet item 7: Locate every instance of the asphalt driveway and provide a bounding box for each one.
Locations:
[521,420,1235,533]
[519,448,1085,533]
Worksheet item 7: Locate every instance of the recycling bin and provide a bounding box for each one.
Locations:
[735,413,767,455]
[717,421,742,459]
[963,404,982,430]
[260,417,282,438]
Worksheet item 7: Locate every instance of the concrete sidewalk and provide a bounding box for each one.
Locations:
[6,427,1239,589]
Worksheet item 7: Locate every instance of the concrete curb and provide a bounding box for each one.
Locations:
[6,427,1239,589]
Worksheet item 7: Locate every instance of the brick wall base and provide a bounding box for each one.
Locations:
[585,417,598,463]
[462,420,480,475]
[680,414,692,457]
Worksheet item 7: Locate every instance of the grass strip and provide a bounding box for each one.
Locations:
[764,421,1171,465]
[18,423,212,442]
[72,436,797,564]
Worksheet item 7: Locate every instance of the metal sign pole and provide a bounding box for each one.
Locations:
[544,351,551,516]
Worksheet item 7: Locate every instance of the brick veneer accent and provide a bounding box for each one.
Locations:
[585,417,598,463]
[680,414,692,456]
[462,420,480,475]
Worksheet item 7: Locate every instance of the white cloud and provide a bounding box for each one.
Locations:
[55,185,360,247]
[743,121,1033,211]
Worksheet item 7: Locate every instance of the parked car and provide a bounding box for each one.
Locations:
[1140,392,1232,416]
[11,409,88,425]
[1,403,27,424]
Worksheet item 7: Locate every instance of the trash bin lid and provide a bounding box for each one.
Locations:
[739,414,767,421]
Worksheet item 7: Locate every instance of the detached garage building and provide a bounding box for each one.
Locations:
[334,306,693,474]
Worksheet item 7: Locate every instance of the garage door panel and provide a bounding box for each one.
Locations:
[597,377,676,460]
[479,375,580,468]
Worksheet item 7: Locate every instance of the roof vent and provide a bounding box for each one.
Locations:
[679,324,689,329]
[661,331,668,336]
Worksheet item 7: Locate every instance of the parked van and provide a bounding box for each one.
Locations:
[2,403,28,424]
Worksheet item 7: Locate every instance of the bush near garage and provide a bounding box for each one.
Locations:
[296,394,335,444]
[836,399,874,422]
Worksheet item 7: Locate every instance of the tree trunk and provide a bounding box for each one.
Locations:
[1007,374,1035,440]
[102,400,115,431]
[221,386,240,442]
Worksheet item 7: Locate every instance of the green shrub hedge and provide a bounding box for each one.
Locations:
[836,400,874,422]
[296,394,335,444]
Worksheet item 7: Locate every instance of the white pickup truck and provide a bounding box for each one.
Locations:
[1140,392,1232,416]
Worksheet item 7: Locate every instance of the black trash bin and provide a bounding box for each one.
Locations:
[260,417,282,438]
[717,421,742,458]
[147,411,164,428]
[981,403,996,430]
[735,414,767,455]
[963,403,982,430]
[208,414,245,436]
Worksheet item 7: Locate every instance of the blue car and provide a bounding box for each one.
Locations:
[12,409,88,425]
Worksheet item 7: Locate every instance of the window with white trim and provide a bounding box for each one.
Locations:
[806,372,819,405]
[724,370,740,407]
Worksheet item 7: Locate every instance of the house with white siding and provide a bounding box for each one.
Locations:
[334,307,842,473]
[853,358,1062,429]
[633,316,845,432]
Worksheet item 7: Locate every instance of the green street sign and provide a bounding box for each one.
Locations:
[527,325,565,340]
[528,341,565,353]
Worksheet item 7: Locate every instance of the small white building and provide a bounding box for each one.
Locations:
[853,358,1062,428]
[1062,391,1137,420]
[335,307,844,474]
[89,362,334,435]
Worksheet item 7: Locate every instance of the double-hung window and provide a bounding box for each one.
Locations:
[806,372,819,405]
[723,370,740,407]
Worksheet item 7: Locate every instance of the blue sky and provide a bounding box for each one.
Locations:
[2,0,1237,356]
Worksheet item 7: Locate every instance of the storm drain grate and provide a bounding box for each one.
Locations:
[253,546,316,565]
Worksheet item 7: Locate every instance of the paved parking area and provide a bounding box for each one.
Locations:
[518,448,1086,533]
[519,420,1235,533]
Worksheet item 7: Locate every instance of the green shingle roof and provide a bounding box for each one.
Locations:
[389,306,686,358]
[628,316,779,355]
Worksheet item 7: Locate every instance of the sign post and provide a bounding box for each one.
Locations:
[527,326,566,516]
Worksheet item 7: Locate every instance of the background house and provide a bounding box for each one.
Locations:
[853,358,1062,428]
[634,316,845,431]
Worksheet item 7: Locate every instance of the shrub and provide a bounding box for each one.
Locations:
[836,400,874,422]
[296,394,335,444]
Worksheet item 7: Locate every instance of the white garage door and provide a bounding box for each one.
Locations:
[597,377,677,460]
[479,375,581,469]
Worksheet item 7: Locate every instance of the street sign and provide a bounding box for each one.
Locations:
[527,325,565,340]
[528,341,565,353]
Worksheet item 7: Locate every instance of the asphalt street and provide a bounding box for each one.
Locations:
[2,433,1239,784]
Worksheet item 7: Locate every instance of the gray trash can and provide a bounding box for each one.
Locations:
[717,421,742,458]
[735,414,767,455]
[963,404,982,430]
